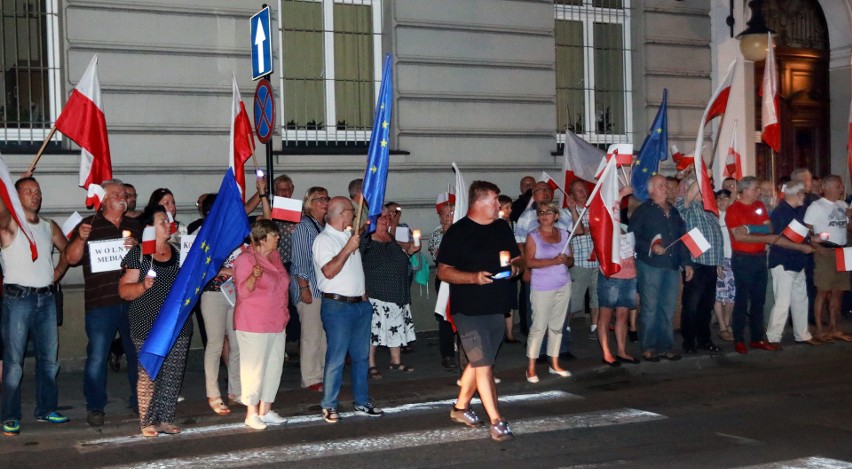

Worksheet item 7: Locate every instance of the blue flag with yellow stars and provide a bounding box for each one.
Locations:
[362,54,393,233]
[139,168,250,379]
[631,89,668,201]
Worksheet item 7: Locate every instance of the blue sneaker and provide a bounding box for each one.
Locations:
[37,412,69,424]
[3,419,20,436]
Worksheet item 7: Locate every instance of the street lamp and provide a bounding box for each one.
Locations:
[735,0,774,62]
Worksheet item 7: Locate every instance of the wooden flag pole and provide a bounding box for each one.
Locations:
[354,196,365,236]
[560,205,588,255]
[25,125,57,175]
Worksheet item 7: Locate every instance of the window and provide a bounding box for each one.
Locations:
[279,0,382,146]
[1,0,61,145]
[555,0,632,146]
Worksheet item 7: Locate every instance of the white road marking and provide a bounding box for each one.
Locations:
[715,432,763,446]
[736,457,852,469]
[78,390,578,451]
[103,408,666,468]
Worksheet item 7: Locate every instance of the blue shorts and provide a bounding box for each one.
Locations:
[596,272,638,309]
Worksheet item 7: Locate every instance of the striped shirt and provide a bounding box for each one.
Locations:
[675,197,725,266]
[290,215,324,302]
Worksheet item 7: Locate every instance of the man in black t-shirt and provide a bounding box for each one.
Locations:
[437,180,521,442]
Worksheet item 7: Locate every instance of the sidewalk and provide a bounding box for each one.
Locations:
[5,317,852,438]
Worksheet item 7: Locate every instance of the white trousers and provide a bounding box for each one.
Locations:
[527,282,572,359]
[766,265,812,342]
[200,291,240,398]
[236,330,286,406]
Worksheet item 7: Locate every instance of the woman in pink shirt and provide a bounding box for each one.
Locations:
[233,219,289,430]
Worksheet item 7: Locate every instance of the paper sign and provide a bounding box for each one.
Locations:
[395,226,410,243]
[180,234,197,266]
[88,238,130,273]
[220,277,236,306]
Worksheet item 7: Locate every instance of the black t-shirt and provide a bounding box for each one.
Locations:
[436,217,521,316]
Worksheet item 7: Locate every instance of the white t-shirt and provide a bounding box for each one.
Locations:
[804,198,849,246]
[312,224,365,297]
[718,209,732,258]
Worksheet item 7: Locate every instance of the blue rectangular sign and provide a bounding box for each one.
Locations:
[251,6,273,80]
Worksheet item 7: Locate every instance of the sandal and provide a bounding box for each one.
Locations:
[368,366,383,380]
[388,363,414,372]
[158,422,181,434]
[832,331,852,342]
[141,425,158,437]
[208,397,231,416]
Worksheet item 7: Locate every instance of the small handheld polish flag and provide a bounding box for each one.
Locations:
[87,184,105,212]
[782,219,809,244]
[141,226,156,255]
[541,171,561,192]
[435,192,456,213]
[271,196,303,223]
[649,234,662,256]
[166,211,177,235]
[836,248,852,272]
[61,211,83,239]
[681,228,711,258]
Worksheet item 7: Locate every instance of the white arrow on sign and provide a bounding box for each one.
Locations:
[255,17,267,74]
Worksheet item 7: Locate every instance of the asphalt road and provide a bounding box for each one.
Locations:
[3,342,852,468]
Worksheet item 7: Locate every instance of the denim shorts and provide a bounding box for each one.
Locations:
[596,272,638,309]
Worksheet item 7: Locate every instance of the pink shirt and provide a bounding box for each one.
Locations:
[233,246,290,333]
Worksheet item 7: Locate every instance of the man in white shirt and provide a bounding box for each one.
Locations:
[312,196,383,423]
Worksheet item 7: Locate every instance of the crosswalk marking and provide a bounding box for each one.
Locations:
[103,408,666,469]
[78,390,578,451]
[737,457,852,468]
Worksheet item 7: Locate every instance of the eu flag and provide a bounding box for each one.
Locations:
[362,54,393,233]
[631,89,668,201]
[139,169,250,379]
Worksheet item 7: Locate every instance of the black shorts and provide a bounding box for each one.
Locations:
[452,313,504,367]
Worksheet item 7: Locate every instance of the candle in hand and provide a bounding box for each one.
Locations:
[412,229,421,247]
[256,169,265,178]
[499,250,510,267]
[146,269,157,278]
[122,230,131,239]
[819,232,830,241]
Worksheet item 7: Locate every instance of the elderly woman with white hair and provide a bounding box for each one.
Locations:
[766,182,820,346]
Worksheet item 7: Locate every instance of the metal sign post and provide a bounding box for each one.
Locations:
[251,5,275,195]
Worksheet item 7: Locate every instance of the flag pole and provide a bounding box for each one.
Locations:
[560,205,588,255]
[354,196,365,236]
[25,125,58,175]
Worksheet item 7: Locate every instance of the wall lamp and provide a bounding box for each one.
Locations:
[727,0,775,61]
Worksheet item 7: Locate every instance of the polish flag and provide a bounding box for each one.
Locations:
[670,145,694,171]
[782,219,809,244]
[681,228,711,258]
[693,60,736,216]
[271,196,303,223]
[61,211,83,239]
[53,55,113,208]
[605,144,633,166]
[435,163,469,320]
[723,120,743,181]
[835,247,852,272]
[761,33,781,152]
[86,184,105,212]
[166,211,177,235]
[586,156,621,277]
[562,131,604,207]
[435,191,456,213]
[229,75,256,202]
[141,226,156,255]
[649,233,662,257]
[0,156,39,260]
[541,171,562,193]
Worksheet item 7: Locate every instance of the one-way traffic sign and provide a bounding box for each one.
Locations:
[251,6,273,80]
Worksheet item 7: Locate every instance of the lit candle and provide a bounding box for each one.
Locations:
[146,269,157,278]
[122,230,131,239]
[819,232,830,241]
[498,210,505,219]
[256,169,265,178]
[412,229,421,247]
[499,250,510,267]
[395,206,402,212]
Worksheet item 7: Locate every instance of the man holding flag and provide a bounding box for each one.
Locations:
[1,173,71,435]
[629,175,692,362]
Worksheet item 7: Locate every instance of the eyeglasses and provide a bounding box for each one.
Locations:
[312,196,331,203]
[537,210,556,215]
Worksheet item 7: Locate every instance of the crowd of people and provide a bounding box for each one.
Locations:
[1,165,850,442]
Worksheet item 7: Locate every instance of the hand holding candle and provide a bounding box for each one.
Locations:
[499,250,510,267]
[143,269,156,290]
[412,229,421,247]
[122,230,132,248]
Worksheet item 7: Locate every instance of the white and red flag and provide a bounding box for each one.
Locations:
[229,75,256,202]
[562,131,605,207]
[141,225,156,255]
[693,60,736,216]
[782,219,809,244]
[435,163,469,320]
[671,145,694,172]
[0,156,38,260]
[60,211,83,239]
[605,144,633,167]
[649,233,662,257]
[541,171,562,193]
[86,184,105,212]
[722,120,743,182]
[435,191,456,213]
[835,247,852,272]
[761,33,781,152]
[271,196,303,223]
[53,55,112,209]
[681,227,711,258]
[586,156,621,277]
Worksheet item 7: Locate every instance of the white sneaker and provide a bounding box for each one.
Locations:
[260,410,287,425]
[245,414,267,430]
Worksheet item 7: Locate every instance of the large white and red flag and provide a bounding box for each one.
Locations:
[53,55,112,209]
[0,156,39,260]
[229,75,256,202]
[720,120,743,184]
[435,163,469,320]
[562,131,605,207]
[693,60,736,216]
[586,156,621,277]
[761,33,781,152]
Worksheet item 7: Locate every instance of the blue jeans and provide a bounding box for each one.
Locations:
[636,261,679,354]
[84,304,138,412]
[1,287,59,421]
[320,299,371,410]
